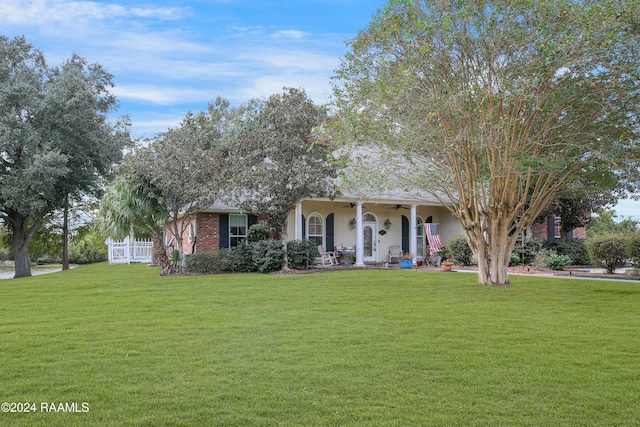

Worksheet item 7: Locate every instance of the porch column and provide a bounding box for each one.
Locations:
[355,202,365,266]
[295,202,303,241]
[410,204,418,264]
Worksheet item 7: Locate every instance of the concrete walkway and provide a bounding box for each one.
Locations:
[0,265,78,280]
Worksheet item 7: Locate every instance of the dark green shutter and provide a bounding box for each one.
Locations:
[302,215,306,239]
[402,215,409,253]
[326,213,334,251]
[220,214,229,248]
[248,214,258,228]
[566,230,573,242]
[547,217,555,241]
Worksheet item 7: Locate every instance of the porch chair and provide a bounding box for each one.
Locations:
[388,245,402,263]
[317,245,338,266]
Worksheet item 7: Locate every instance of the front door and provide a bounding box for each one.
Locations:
[363,222,378,263]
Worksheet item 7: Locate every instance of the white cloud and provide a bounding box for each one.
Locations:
[0,0,187,25]
[112,84,212,105]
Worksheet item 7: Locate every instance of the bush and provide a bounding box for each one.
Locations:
[246,222,272,243]
[533,248,555,270]
[509,253,521,267]
[448,236,474,266]
[251,239,285,273]
[588,235,628,274]
[627,234,640,268]
[545,254,571,270]
[543,239,590,266]
[233,242,256,272]
[287,240,317,270]
[512,238,544,266]
[186,249,238,273]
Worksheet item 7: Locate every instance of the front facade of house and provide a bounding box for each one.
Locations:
[166,195,463,266]
[165,199,587,266]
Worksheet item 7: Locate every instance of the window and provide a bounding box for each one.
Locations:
[307,213,324,247]
[416,216,425,258]
[229,214,247,247]
[363,213,376,222]
[554,217,562,240]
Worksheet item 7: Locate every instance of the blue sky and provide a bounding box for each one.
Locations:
[1,0,387,136]
[1,0,637,220]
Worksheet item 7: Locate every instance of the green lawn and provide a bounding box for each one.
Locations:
[1,263,639,426]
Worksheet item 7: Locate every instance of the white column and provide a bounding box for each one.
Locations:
[295,202,303,241]
[355,202,365,266]
[410,204,418,264]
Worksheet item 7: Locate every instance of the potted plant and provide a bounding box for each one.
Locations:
[399,252,414,269]
[436,249,454,272]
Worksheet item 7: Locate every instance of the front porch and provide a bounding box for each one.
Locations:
[287,199,462,267]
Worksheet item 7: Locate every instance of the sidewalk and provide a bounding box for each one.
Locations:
[0,265,79,280]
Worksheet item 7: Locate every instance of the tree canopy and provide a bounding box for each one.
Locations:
[223,88,337,269]
[0,35,130,278]
[334,0,640,285]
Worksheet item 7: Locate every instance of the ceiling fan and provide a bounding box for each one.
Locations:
[387,204,409,210]
[341,203,356,208]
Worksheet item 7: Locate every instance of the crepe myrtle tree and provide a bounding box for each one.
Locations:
[0,36,129,278]
[334,0,640,285]
[132,114,229,271]
[227,88,338,271]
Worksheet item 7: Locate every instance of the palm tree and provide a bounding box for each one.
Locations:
[98,174,173,275]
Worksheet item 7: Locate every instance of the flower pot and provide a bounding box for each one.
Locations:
[441,263,453,272]
[399,260,413,269]
[417,260,423,267]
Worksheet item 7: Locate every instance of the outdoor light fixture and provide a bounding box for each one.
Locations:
[384,219,392,230]
[349,218,356,230]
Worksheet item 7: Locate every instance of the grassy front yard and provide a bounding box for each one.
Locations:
[1,263,639,426]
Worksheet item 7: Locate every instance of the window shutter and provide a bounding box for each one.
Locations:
[248,214,258,228]
[566,230,574,242]
[402,215,409,253]
[326,213,334,251]
[219,214,229,248]
[547,216,555,241]
[302,215,306,239]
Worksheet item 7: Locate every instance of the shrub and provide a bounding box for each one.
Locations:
[509,253,521,267]
[533,248,555,270]
[246,222,272,243]
[588,235,628,274]
[543,239,590,266]
[627,234,640,268]
[545,254,571,270]
[448,236,474,266]
[287,240,317,270]
[512,238,544,266]
[186,249,238,273]
[233,242,256,272]
[251,239,285,273]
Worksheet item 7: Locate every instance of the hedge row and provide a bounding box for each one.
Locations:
[185,239,318,274]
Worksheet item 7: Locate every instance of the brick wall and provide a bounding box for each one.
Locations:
[194,213,220,252]
[531,217,586,240]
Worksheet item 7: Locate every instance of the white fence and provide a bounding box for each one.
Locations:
[106,237,154,264]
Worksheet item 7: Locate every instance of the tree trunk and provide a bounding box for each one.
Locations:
[464,215,515,286]
[152,234,173,276]
[62,197,70,271]
[11,215,32,278]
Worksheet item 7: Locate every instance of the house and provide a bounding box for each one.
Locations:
[165,194,463,266]
[162,147,586,266]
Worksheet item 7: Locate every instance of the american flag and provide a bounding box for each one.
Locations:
[424,223,445,257]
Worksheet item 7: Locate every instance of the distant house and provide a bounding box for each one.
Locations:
[531,216,587,242]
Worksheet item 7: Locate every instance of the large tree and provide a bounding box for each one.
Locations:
[227,88,337,270]
[0,36,129,278]
[334,0,640,285]
[131,112,229,271]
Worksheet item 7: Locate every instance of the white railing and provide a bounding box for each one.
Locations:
[106,236,154,264]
